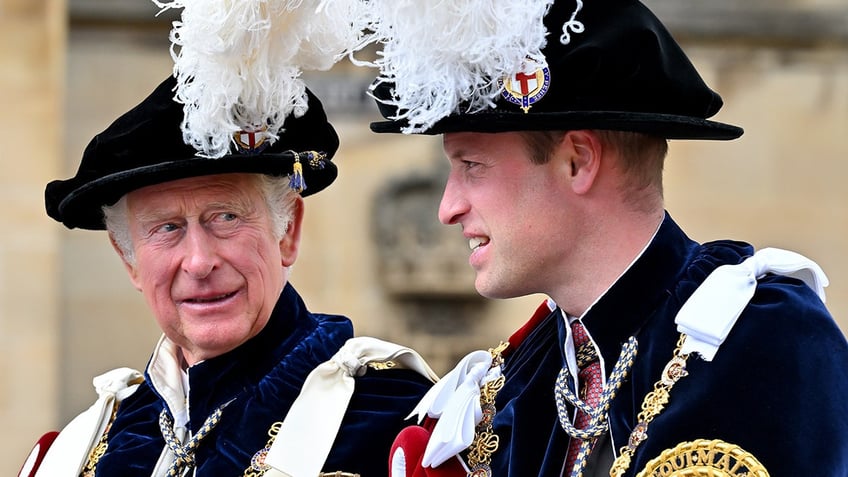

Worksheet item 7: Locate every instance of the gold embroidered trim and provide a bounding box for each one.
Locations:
[81,404,120,477]
[243,422,364,477]
[610,334,690,477]
[635,439,769,477]
[367,360,397,370]
[465,341,509,477]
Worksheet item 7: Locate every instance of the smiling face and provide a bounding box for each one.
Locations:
[439,131,577,300]
[116,173,302,365]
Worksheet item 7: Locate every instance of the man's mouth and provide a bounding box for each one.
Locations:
[469,237,490,251]
[184,291,237,304]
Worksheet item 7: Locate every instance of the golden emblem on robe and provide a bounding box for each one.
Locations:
[636,439,769,477]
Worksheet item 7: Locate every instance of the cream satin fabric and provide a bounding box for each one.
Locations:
[263,336,438,477]
[30,367,143,477]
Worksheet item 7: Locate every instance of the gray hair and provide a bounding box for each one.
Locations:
[103,174,298,266]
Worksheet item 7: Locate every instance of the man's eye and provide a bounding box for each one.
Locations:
[155,223,180,233]
[209,212,241,229]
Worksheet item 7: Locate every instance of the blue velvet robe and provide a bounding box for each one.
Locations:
[491,213,848,476]
[93,284,432,476]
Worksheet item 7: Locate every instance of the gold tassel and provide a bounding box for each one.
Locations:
[290,152,306,193]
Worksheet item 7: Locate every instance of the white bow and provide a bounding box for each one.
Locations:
[405,350,502,468]
[676,247,828,361]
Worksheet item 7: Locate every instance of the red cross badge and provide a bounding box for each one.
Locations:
[233,128,271,154]
[499,59,551,113]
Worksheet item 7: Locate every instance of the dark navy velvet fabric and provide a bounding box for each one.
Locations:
[94,283,432,476]
[490,213,848,476]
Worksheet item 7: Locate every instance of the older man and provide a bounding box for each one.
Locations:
[356,0,848,476]
[19,75,435,477]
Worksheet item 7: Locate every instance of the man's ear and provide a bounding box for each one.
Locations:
[561,130,603,195]
[280,196,304,267]
[109,233,142,291]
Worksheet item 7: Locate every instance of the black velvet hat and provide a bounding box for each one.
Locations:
[368,0,742,140]
[45,76,339,230]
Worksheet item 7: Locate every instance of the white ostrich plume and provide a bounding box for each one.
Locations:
[151,0,370,158]
[355,0,556,134]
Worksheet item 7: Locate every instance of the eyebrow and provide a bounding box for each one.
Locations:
[132,207,177,223]
[132,197,255,223]
[444,145,469,161]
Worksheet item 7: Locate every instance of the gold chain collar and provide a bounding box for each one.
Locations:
[610,333,691,477]
[465,341,509,476]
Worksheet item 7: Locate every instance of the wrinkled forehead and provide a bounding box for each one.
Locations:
[131,173,261,197]
[126,173,263,215]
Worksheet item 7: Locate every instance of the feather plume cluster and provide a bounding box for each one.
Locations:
[353,0,556,133]
[152,0,370,157]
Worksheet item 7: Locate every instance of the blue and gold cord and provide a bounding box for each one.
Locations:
[159,403,227,477]
[555,337,638,477]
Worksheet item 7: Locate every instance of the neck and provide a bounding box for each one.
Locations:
[552,208,664,317]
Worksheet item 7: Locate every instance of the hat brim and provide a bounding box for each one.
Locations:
[371,110,743,140]
[51,152,337,231]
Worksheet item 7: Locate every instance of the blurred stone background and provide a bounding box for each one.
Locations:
[2,0,847,474]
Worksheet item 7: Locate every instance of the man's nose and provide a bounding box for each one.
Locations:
[181,225,219,279]
[437,177,468,225]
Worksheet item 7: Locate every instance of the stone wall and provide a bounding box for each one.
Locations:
[0,0,65,473]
